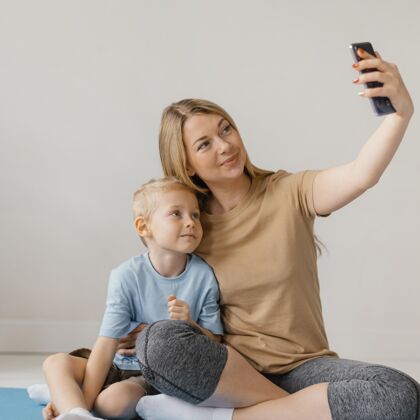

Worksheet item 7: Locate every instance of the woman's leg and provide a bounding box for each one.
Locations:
[232,383,331,420]
[42,353,88,414]
[94,379,146,419]
[265,357,420,420]
[136,320,288,406]
[136,321,332,420]
[137,321,419,419]
[201,346,289,407]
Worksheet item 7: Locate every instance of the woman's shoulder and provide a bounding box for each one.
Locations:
[268,169,290,181]
[258,169,291,189]
[266,169,318,186]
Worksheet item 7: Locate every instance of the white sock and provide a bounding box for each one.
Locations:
[136,394,234,420]
[27,383,51,404]
[56,407,104,420]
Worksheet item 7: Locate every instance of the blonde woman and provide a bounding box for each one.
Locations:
[133,48,418,420]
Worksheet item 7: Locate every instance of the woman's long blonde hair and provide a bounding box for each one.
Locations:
[158,98,324,255]
[159,98,272,197]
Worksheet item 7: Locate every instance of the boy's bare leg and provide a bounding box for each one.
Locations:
[94,380,146,419]
[42,353,88,415]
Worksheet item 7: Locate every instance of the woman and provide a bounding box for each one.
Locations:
[133,48,418,420]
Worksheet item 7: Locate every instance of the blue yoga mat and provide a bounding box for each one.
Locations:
[0,387,43,420]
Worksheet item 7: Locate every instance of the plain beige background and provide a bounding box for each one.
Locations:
[0,0,419,362]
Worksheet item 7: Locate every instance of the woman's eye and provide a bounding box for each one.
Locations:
[192,212,200,220]
[222,124,231,135]
[171,211,181,217]
[197,141,209,151]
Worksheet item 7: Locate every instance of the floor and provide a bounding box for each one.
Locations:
[0,353,419,389]
[0,353,50,388]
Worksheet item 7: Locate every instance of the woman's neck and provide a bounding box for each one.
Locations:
[207,174,251,215]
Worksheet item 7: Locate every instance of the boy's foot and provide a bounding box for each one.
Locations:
[27,383,51,404]
[56,407,105,420]
[136,394,233,420]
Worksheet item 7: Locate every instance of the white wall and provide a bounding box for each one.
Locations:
[1,0,419,362]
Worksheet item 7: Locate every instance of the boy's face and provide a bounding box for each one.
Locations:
[147,188,203,255]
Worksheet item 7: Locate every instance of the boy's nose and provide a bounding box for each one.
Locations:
[185,217,196,227]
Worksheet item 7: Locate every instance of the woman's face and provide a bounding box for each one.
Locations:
[182,113,247,186]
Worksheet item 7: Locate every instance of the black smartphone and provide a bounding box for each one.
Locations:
[349,42,396,116]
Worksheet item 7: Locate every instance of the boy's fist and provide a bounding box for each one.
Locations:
[167,295,191,321]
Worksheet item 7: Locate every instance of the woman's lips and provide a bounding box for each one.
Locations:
[221,153,238,166]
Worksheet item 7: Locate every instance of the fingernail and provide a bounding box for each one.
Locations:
[352,63,359,68]
[358,91,365,96]
[352,78,359,83]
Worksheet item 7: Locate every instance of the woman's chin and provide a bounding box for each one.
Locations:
[224,163,246,178]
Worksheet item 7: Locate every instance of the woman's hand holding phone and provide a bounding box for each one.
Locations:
[350,43,414,119]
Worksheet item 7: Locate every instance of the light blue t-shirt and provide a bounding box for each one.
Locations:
[99,252,223,369]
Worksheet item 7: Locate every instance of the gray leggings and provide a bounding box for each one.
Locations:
[136,320,419,420]
[265,356,420,420]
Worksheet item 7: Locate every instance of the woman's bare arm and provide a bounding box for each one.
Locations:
[313,49,414,216]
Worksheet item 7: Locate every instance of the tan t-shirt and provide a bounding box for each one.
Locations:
[196,170,338,374]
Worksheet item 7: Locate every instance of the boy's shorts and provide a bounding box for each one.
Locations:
[69,348,157,395]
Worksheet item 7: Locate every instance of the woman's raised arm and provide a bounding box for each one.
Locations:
[313,49,414,216]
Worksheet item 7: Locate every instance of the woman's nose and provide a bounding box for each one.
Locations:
[215,136,231,153]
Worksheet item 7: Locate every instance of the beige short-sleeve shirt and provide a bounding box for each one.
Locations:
[196,170,338,374]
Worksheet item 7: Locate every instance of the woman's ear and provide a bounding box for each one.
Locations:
[186,166,195,177]
[135,216,151,239]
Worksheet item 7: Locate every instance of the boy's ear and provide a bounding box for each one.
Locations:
[135,216,151,238]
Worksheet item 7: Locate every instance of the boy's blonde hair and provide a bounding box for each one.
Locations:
[132,177,197,246]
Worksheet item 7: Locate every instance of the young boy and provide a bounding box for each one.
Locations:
[42,177,223,420]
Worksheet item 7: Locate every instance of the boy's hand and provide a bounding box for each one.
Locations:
[117,323,148,356]
[42,402,58,420]
[167,295,191,321]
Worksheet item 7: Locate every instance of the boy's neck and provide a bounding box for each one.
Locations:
[148,249,189,278]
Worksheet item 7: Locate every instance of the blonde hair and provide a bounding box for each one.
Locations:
[159,98,273,197]
[158,98,324,256]
[132,177,197,246]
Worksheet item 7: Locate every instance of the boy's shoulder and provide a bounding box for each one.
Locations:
[189,253,217,281]
[110,253,148,283]
[190,253,212,268]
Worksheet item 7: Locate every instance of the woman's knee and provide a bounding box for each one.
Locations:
[329,364,419,420]
[374,366,419,419]
[135,320,227,404]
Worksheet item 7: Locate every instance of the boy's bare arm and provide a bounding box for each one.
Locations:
[82,336,118,410]
[188,320,222,343]
[167,295,222,343]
